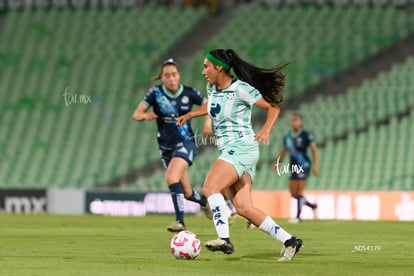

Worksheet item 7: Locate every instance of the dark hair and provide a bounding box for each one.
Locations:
[207,49,287,104]
[151,58,180,81]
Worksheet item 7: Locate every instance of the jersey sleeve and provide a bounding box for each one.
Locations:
[306,131,315,146]
[239,83,262,106]
[190,88,205,106]
[142,87,156,106]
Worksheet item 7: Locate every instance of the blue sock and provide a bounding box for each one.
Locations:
[169,183,185,225]
[187,188,207,207]
[296,196,305,219]
[302,197,315,208]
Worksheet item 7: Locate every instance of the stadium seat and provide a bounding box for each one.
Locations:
[181,6,414,99]
[1,6,413,192]
[0,7,207,189]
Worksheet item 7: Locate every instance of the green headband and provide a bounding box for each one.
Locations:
[206,53,231,71]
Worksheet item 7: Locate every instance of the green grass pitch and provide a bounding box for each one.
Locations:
[1,214,413,276]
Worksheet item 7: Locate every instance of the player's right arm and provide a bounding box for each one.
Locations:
[132,102,158,121]
[132,88,158,121]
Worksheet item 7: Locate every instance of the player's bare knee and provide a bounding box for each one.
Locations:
[165,173,179,185]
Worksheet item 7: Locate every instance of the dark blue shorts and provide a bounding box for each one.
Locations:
[289,166,310,180]
[160,140,197,168]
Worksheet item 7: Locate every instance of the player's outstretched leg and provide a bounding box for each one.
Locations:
[257,216,303,261]
[232,175,303,262]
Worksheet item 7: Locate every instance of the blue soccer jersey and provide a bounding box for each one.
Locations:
[283,130,314,169]
[142,84,204,150]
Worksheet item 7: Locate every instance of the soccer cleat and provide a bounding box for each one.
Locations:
[167,221,186,232]
[205,238,234,255]
[228,213,238,225]
[201,203,213,220]
[246,220,256,230]
[278,237,303,262]
[288,218,301,224]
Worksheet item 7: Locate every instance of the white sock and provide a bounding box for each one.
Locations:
[259,216,291,244]
[225,199,237,215]
[208,193,229,239]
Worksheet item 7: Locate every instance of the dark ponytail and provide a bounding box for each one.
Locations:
[207,49,287,104]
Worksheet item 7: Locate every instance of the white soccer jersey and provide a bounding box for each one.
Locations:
[207,79,262,151]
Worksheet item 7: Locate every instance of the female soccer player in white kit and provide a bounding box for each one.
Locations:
[178,49,303,261]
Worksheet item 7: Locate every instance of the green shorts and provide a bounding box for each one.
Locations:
[218,142,259,181]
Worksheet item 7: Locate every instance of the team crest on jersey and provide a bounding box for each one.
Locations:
[209,103,221,117]
[226,92,235,100]
[181,95,189,104]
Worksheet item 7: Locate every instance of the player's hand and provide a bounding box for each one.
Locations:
[313,167,319,176]
[177,113,191,126]
[144,112,158,121]
[254,129,270,145]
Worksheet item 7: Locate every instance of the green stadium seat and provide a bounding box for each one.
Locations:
[0,7,208,189]
[1,6,413,192]
[181,6,414,99]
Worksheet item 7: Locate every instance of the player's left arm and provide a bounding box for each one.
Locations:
[310,142,319,176]
[254,98,280,145]
[189,91,212,136]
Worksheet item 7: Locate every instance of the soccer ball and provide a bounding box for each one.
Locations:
[170,230,201,260]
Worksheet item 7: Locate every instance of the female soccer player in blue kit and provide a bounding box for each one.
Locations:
[132,58,211,232]
[276,112,318,223]
[177,49,302,261]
